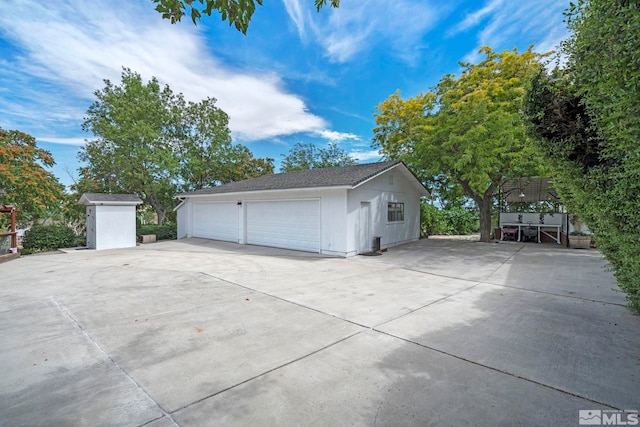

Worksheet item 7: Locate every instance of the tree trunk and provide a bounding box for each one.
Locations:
[156,209,166,226]
[145,194,166,225]
[477,197,493,242]
[459,180,495,243]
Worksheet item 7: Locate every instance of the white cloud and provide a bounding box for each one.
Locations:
[447,0,504,37]
[314,129,361,143]
[454,0,570,64]
[285,0,440,63]
[282,0,310,39]
[350,150,382,162]
[0,0,328,142]
[37,137,86,146]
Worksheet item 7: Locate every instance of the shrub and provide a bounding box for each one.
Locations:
[440,207,478,235]
[420,204,479,236]
[74,234,87,247]
[22,224,76,252]
[420,203,440,236]
[137,223,177,241]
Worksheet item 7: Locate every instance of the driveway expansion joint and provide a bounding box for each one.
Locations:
[50,297,180,427]
[373,281,483,329]
[199,271,373,329]
[482,281,629,307]
[170,330,363,416]
[373,328,622,411]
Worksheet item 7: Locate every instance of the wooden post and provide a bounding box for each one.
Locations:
[10,207,16,248]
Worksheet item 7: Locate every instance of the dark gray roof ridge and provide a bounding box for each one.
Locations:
[178,160,403,196]
[78,193,143,204]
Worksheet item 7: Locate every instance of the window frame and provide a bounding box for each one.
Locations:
[387,202,405,223]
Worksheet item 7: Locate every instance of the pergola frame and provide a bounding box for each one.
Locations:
[497,178,568,245]
[0,205,17,250]
[498,177,561,212]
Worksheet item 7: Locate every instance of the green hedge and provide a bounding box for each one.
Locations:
[421,204,479,236]
[420,203,440,236]
[22,224,76,252]
[441,207,478,235]
[137,224,177,241]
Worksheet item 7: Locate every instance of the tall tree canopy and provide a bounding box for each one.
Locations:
[524,0,640,312]
[177,98,274,190]
[80,69,181,225]
[80,68,273,224]
[281,142,356,172]
[0,128,64,225]
[154,0,339,32]
[373,47,547,242]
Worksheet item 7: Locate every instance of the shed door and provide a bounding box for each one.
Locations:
[358,202,371,254]
[86,206,96,249]
[192,202,239,242]
[246,200,320,252]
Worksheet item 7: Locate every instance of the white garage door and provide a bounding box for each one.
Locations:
[192,202,239,242]
[246,200,320,252]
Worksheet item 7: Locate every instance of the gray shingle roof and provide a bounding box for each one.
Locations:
[178,160,411,196]
[78,193,143,205]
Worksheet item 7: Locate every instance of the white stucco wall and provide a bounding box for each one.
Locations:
[93,205,137,250]
[177,202,188,239]
[177,188,349,256]
[346,171,422,255]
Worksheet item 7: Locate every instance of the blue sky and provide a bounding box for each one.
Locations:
[0,0,570,189]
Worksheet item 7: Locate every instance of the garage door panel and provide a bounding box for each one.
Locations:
[192,202,238,242]
[246,200,320,252]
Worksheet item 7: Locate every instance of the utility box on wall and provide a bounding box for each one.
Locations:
[78,193,143,250]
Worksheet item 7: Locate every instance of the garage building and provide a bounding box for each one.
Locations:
[175,160,429,257]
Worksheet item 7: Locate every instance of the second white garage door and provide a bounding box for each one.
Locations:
[192,202,239,242]
[246,200,320,252]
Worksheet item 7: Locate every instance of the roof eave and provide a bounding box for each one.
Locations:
[78,193,143,206]
[79,200,143,206]
[176,185,352,198]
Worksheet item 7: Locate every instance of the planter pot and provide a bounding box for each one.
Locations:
[141,234,157,244]
[569,235,591,249]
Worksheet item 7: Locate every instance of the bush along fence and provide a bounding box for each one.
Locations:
[22,224,78,253]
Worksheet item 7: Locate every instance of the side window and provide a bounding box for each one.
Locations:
[387,202,404,222]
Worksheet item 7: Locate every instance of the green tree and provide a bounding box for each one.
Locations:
[154,0,339,32]
[81,68,181,225]
[524,0,640,312]
[178,98,274,190]
[212,144,274,184]
[281,142,356,172]
[0,128,64,226]
[81,69,274,223]
[178,97,233,190]
[373,47,548,242]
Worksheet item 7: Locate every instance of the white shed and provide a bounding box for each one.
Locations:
[78,193,143,250]
[175,161,429,257]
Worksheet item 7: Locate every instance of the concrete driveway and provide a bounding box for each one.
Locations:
[1,238,638,426]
